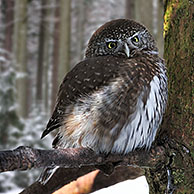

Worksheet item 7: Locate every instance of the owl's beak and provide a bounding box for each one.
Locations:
[124,43,130,58]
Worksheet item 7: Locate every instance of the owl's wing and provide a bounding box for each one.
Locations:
[41,56,125,139]
[41,54,160,143]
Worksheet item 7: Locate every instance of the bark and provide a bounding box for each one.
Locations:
[0,146,166,173]
[145,1,194,193]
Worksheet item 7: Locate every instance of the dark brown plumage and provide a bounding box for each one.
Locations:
[39,19,167,184]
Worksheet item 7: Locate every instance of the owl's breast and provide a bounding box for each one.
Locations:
[52,56,167,154]
[56,76,126,149]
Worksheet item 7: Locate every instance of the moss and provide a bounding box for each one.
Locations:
[164,0,193,138]
[149,0,194,192]
[163,0,192,39]
[172,169,184,185]
[191,150,194,161]
[163,2,173,38]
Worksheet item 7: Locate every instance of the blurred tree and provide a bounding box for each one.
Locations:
[42,0,52,113]
[57,0,71,85]
[36,0,52,114]
[152,0,164,57]
[134,0,153,33]
[51,0,71,111]
[74,0,86,61]
[51,2,60,111]
[2,0,14,60]
[125,0,135,19]
[13,0,28,117]
[36,0,46,104]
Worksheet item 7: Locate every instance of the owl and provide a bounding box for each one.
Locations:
[40,19,167,183]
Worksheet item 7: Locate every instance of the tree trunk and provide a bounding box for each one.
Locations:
[125,0,135,19]
[42,0,52,113]
[57,0,71,85]
[13,0,28,118]
[51,0,71,111]
[3,0,14,60]
[153,0,164,57]
[145,1,194,193]
[134,0,153,33]
[74,0,85,61]
[51,3,60,111]
[36,0,46,104]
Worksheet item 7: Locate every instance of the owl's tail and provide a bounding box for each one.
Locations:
[38,166,60,185]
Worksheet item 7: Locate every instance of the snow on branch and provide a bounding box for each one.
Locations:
[0,145,166,173]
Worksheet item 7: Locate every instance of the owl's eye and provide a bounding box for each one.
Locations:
[131,36,139,43]
[107,41,117,49]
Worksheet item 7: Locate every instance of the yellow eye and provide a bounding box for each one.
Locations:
[131,36,139,43]
[107,42,117,49]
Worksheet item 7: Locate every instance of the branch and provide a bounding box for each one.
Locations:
[0,145,166,173]
[0,145,167,194]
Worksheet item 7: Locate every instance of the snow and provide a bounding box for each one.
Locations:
[2,176,149,194]
[0,171,22,194]
[91,176,149,194]
[1,188,22,194]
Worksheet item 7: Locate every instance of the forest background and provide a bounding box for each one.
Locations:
[0,0,164,193]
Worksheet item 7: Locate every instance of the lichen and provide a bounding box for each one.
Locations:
[163,2,173,38]
[162,0,194,192]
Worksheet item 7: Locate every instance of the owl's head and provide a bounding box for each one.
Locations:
[85,19,158,58]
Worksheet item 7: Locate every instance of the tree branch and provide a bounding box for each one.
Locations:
[0,145,167,173]
[0,145,168,194]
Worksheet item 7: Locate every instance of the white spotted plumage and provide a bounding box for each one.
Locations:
[56,63,167,154]
[39,19,168,184]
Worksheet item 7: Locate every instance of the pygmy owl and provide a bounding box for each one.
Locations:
[42,19,167,155]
